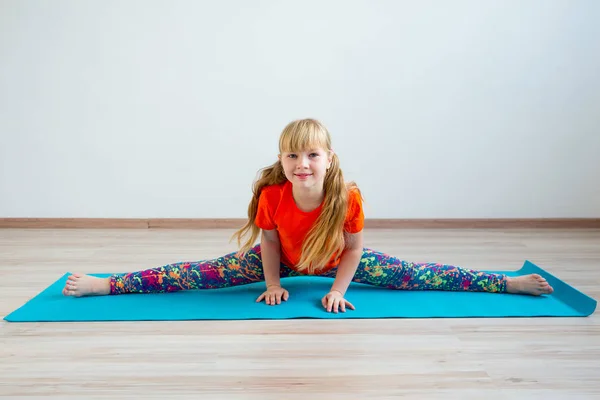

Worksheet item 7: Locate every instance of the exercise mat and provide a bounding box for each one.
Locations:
[3,261,596,322]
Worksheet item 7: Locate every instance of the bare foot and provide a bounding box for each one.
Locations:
[506,274,554,296]
[62,274,111,297]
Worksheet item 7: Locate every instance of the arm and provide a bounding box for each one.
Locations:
[260,229,282,288]
[330,230,364,296]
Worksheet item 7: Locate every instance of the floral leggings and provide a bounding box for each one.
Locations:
[109,245,507,295]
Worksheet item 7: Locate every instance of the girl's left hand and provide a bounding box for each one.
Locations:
[321,290,355,313]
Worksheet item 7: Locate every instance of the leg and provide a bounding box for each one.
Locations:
[63,244,295,297]
[348,249,553,295]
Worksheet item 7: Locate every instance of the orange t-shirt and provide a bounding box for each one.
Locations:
[254,180,364,272]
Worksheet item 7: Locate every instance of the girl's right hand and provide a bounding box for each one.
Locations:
[256,285,289,305]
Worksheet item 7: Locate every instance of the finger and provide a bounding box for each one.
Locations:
[334,298,340,313]
[268,294,274,305]
[322,296,327,309]
[327,296,334,312]
[276,293,281,305]
[346,300,356,310]
[340,301,346,313]
[283,290,289,301]
[256,293,265,303]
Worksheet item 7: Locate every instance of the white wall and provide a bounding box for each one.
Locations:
[1,0,599,219]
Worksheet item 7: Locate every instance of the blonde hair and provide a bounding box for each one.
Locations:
[231,118,360,274]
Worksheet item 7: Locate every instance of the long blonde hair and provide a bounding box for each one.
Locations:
[231,118,360,273]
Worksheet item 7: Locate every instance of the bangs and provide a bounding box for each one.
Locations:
[279,119,330,153]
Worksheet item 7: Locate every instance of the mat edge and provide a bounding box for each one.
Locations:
[519,260,597,316]
[2,272,72,322]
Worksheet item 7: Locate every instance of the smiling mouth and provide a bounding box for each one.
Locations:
[295,174,312,177]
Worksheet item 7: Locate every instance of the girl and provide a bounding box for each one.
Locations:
[63,119,554,313]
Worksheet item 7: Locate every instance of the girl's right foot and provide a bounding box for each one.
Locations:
[62,274,111,297]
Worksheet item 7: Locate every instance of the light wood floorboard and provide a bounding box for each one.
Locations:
[1,228,599,399]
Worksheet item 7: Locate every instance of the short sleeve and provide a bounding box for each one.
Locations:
[254,187,277,230]
[344,188,364,233]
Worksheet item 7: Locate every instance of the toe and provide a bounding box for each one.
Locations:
[65,283,77,294]
[535,277,548,286]
[540,283,553,294]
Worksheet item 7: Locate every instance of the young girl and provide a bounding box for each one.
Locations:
[63,119,553,313]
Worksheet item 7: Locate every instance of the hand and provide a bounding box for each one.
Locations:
[321,290,355,313]
[256,285,289,305]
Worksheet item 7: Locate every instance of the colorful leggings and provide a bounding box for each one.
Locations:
[109,245,507,295]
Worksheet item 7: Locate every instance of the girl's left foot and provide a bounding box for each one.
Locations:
[506,274,554,296]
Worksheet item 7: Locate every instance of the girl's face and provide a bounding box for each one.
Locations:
[279,147,332,190]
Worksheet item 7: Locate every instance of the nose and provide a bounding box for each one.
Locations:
[296,154,309,169]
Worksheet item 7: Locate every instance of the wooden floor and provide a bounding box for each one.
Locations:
[1,228,599,399]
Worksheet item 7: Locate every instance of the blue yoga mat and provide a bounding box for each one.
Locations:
[3,261,596,322]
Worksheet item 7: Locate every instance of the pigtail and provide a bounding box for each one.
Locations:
[295,154,360,274]
[231,160,286,255]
